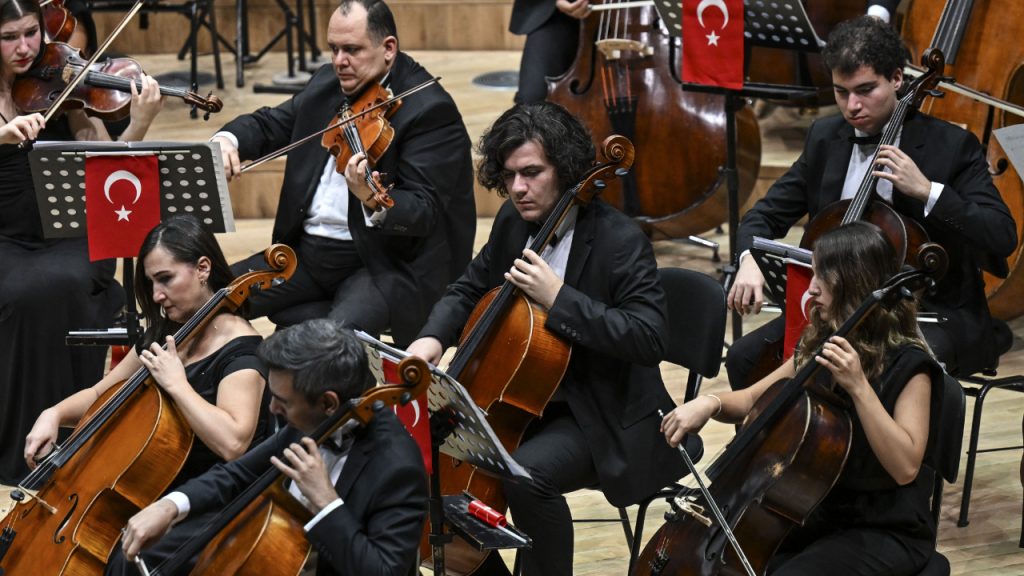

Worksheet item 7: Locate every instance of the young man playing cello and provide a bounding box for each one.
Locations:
[114,319,427,576]
[727,16,1016,387]
[406,102,684,576]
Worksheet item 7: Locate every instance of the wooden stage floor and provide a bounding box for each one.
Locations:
[2,50,1023,574]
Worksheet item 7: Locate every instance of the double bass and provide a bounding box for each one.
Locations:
[0,245,296,576]
[548,2,760,241]
[900,0,1024,320]
[632,266,942,576]
[420,136,634,575]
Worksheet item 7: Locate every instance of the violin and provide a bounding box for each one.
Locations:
[40,0,77,44]
[321,83,399,210]
[12,42,224,122]
[0,245,296,576]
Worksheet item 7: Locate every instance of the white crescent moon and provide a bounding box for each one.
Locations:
[800,288,813,320]
[395,398,421,428]
[103,170,142,205]
[696,0,730,29]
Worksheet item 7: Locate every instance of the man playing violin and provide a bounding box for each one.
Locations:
[727,16,1017,388]
[406,102,686,576]
[116,319,428,576]
[215,0,475,347]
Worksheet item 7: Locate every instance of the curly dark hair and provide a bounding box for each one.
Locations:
[822,16,910,79]
[476,102,595,197]
[793,222,928,384]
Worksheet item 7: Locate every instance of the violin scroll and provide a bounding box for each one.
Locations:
[571,135,635,206]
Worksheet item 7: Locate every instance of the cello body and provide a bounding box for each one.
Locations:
[0,381,192,575]
[901,0,1024,319]
[423,290,571,575]
[547,3,760,240]
[633,381,851,576]
[188,483,311,576]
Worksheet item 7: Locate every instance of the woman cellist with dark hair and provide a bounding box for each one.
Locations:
[660,222,942,576]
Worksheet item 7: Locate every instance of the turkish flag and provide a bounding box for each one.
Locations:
[681,0,744,90]
[380,356,433,474]
[783,260,813,359]
[85,155,160,261]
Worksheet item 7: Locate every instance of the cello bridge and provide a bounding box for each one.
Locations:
[595,39,653,60]
[673,495,712,527]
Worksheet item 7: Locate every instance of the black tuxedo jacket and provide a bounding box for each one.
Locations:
[177,411,427,576]
[737,112,1017,374]
[418,199,686,506]
[220,53,476,345]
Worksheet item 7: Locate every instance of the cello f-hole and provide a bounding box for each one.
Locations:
[53,493,78,544]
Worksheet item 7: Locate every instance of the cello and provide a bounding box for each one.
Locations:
[0,245,296,576]
[419,135,634,575]
[547,1,760,241]
[632,265,943,576]
[900,0,1024,320]
[144,338,432,576]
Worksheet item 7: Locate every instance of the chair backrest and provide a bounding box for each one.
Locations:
[657,267,727,402]
[927,373,967,484]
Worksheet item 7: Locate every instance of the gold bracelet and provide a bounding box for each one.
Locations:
[705,394,723,418]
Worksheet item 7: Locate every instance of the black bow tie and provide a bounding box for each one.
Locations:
[849,132,883,146]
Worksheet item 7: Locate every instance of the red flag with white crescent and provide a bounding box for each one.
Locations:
[381,357,433,474]
[682,0,745,90]
[85,154,160,261]
[783,260,813,359]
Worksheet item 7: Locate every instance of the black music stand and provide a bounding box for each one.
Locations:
[28,141,233,347]
[353,331,532,576]
[651,0,820,341]
[750,236,811,307]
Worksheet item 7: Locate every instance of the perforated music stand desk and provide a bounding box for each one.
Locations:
[750,236,811,308]
[27,140,233,346]
[355,331,532,576]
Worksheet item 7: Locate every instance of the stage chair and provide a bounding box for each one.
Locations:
[916,372,967,576]
[951,319,1024,530]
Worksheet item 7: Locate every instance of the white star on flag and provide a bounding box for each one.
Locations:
[115,205,133,221]
[706,30,720,46]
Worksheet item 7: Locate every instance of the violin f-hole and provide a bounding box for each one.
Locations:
[52,493,77,544]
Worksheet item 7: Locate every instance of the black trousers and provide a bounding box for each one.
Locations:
[515,11,579,104]
[231,233,389,335]
[725,315,955,390]
[472,403,599,576]
[767,525,931,576]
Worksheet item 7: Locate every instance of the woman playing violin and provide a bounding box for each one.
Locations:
[25,215,273,487]
[663,222,942,576]
[0,0,165,485]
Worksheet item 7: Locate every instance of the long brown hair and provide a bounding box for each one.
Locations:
[793,222,927,382]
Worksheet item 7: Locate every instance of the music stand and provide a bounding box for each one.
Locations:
[750,236,811,307]
[651,0,821,340]
[353,331,532,576]
[28,140,233,347]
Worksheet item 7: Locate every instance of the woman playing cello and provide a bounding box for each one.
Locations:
[662,222,942,575]
[0,0,164,485]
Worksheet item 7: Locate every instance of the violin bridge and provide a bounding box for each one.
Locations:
[673,495,712,527]
[595,39,652,60]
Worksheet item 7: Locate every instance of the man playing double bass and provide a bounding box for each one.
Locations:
[406,102,685,576]
[216,0,475,347]
[114,319,428,576]
[727,16,1017,387]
